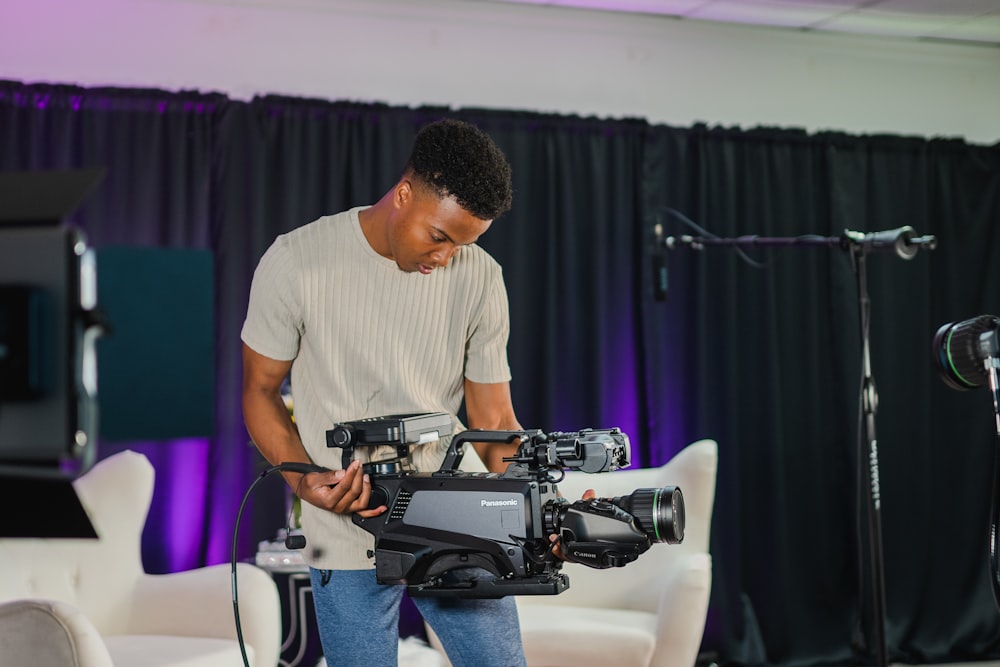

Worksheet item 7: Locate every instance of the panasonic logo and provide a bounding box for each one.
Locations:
[481,499,519,507]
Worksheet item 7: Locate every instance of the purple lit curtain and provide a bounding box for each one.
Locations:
[0,82,223,572]
[3,79,1000,667]
[0,83,660,571]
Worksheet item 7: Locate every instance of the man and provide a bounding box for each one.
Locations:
[241,118,527,666]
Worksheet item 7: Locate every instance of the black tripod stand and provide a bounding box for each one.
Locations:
[655,224,937,667]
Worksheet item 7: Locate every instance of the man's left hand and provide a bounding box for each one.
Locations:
[549,488,597,561]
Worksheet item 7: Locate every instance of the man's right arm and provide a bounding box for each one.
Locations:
[241,342,384,517]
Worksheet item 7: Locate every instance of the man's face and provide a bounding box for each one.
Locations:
[388,180,492,274]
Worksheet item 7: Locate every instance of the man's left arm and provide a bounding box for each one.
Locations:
[464,379,522,473]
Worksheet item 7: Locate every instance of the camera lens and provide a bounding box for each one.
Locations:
[610,486,684,544]
[932,315,1000,391]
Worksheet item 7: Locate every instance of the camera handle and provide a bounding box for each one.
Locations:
[327,412,455,469]
[440,429,533,472]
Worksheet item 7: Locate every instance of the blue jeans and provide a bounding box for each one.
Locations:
[309,568,526,667]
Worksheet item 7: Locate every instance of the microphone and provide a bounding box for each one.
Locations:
[843,226,937,260]
[652,223,668,302]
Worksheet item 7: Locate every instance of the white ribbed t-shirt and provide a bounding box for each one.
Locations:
[241,206,513,569]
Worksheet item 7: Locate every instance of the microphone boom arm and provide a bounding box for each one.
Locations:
[661,227,937,260]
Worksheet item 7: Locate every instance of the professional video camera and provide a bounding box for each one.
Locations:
[317,412,685,598]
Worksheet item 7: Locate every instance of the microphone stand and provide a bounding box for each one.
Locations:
[850,244,889,667]
[659,226,937,667]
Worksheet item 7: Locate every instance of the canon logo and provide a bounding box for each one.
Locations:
[480,499,519,507]
[573,551,597,558]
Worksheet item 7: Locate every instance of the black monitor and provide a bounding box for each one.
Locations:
[0,168,106,537]
[0,168,217,537]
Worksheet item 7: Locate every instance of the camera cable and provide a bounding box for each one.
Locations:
[231,462,327,667]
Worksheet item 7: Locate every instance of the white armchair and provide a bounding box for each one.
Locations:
[0,449,282,667]
[514,438,718,667]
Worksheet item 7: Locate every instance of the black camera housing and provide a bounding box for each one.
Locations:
[324,414,684,598]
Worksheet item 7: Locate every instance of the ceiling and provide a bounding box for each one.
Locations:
[482,0,1000,46]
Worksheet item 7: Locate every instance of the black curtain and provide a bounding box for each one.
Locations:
[446,111,650,449]
[3,79,1000,667]
[209,98,431,559]
[643,125,1000,666]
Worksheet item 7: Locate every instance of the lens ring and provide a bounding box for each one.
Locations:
[650,488,663,542]
[612,486,683,544]
[932,316,1000,391]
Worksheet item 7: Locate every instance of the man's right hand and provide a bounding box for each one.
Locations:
[296,459,387,519]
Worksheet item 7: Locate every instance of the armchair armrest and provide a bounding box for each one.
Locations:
[650,553,712,667]
[128,563,281,666]
[0,599,114,667]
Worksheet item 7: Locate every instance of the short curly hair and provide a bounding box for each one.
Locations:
[405,119,513,221]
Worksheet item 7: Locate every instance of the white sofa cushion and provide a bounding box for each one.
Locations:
[103,635,254,667]
[517,604,657,667]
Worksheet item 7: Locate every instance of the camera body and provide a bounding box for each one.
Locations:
[326,414,684,598]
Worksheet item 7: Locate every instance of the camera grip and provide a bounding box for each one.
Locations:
[441,429,529,471]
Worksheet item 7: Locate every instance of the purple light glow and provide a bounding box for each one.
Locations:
[205,482,236,566]
[603,336,643,465]
[1,83,223,114]
[651,372,688,465]
[600,315,689,469]
[158,438,210,572]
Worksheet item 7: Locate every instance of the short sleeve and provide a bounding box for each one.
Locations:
[464,270,512,383]
[240,236,303,361]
